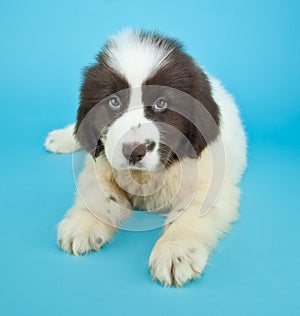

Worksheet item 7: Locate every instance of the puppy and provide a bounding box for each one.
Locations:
[45,29,247,287]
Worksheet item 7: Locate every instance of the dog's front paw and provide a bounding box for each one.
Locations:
[149,239,208,287]
[57,208,115,255]
[44,124,80,154]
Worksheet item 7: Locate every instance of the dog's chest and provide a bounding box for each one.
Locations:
[127,190,173,214]
[113,168,180,213]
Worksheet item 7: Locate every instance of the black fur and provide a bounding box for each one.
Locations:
[143,39,220,165]
[75,30,220,164]
[75,64,129,157]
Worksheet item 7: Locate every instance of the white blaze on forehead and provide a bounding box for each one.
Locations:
[128,86,143,112]
[105,28,174,87]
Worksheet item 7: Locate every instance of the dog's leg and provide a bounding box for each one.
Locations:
[57,156,132,255]
[149,182,240,287]
[44,124,81,153]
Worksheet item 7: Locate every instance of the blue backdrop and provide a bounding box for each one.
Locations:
[0,0,299,315]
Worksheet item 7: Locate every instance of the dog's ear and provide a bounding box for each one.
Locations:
[75,111,103,159]
[75,61,129,159]
[74,64,102,158]
[75,64,110,159]
[174,90,220,159]
[185,70,221,158]
[178,90,219,158]
[75,63,113,159]
[187,99,220,158]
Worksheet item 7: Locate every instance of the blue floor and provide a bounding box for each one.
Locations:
[1,1,299,315]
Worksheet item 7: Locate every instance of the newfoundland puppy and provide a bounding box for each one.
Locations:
[45,29,247,287]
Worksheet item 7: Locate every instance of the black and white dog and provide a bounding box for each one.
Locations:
[45,29,247,287]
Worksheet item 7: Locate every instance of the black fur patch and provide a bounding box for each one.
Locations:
[75,30,220,166]
[143,41,220,165]
[75,62,129,158]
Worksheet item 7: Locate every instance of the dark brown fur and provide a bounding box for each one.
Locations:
[75,31,220,165]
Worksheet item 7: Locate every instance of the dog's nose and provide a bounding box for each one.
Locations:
[122,142,146,164]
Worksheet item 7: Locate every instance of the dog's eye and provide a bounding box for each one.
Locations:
[153,98,168,112]
[108,96,122,109]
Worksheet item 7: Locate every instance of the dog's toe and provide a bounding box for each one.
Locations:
[57,209,115,255]
[44,125,80,154]
[149,240,208,287]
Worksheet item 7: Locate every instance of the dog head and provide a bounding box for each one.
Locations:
[75,29,220,171]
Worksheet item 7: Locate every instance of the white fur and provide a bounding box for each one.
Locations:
[104,88,160,170]
[147,77,247,285]
[45,31,247,287]
[106,29,174,87]
[44,124,80,154]
[57,156,132,255]
[209,77,247,183]
[57,207,116,256]
[149,239,208,286]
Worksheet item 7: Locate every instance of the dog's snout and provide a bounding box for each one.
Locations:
[122,142,147,164]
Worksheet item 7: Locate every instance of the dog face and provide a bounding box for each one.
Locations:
[75,29,220,170]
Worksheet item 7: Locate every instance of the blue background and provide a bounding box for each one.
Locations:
[1,0,299,315]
